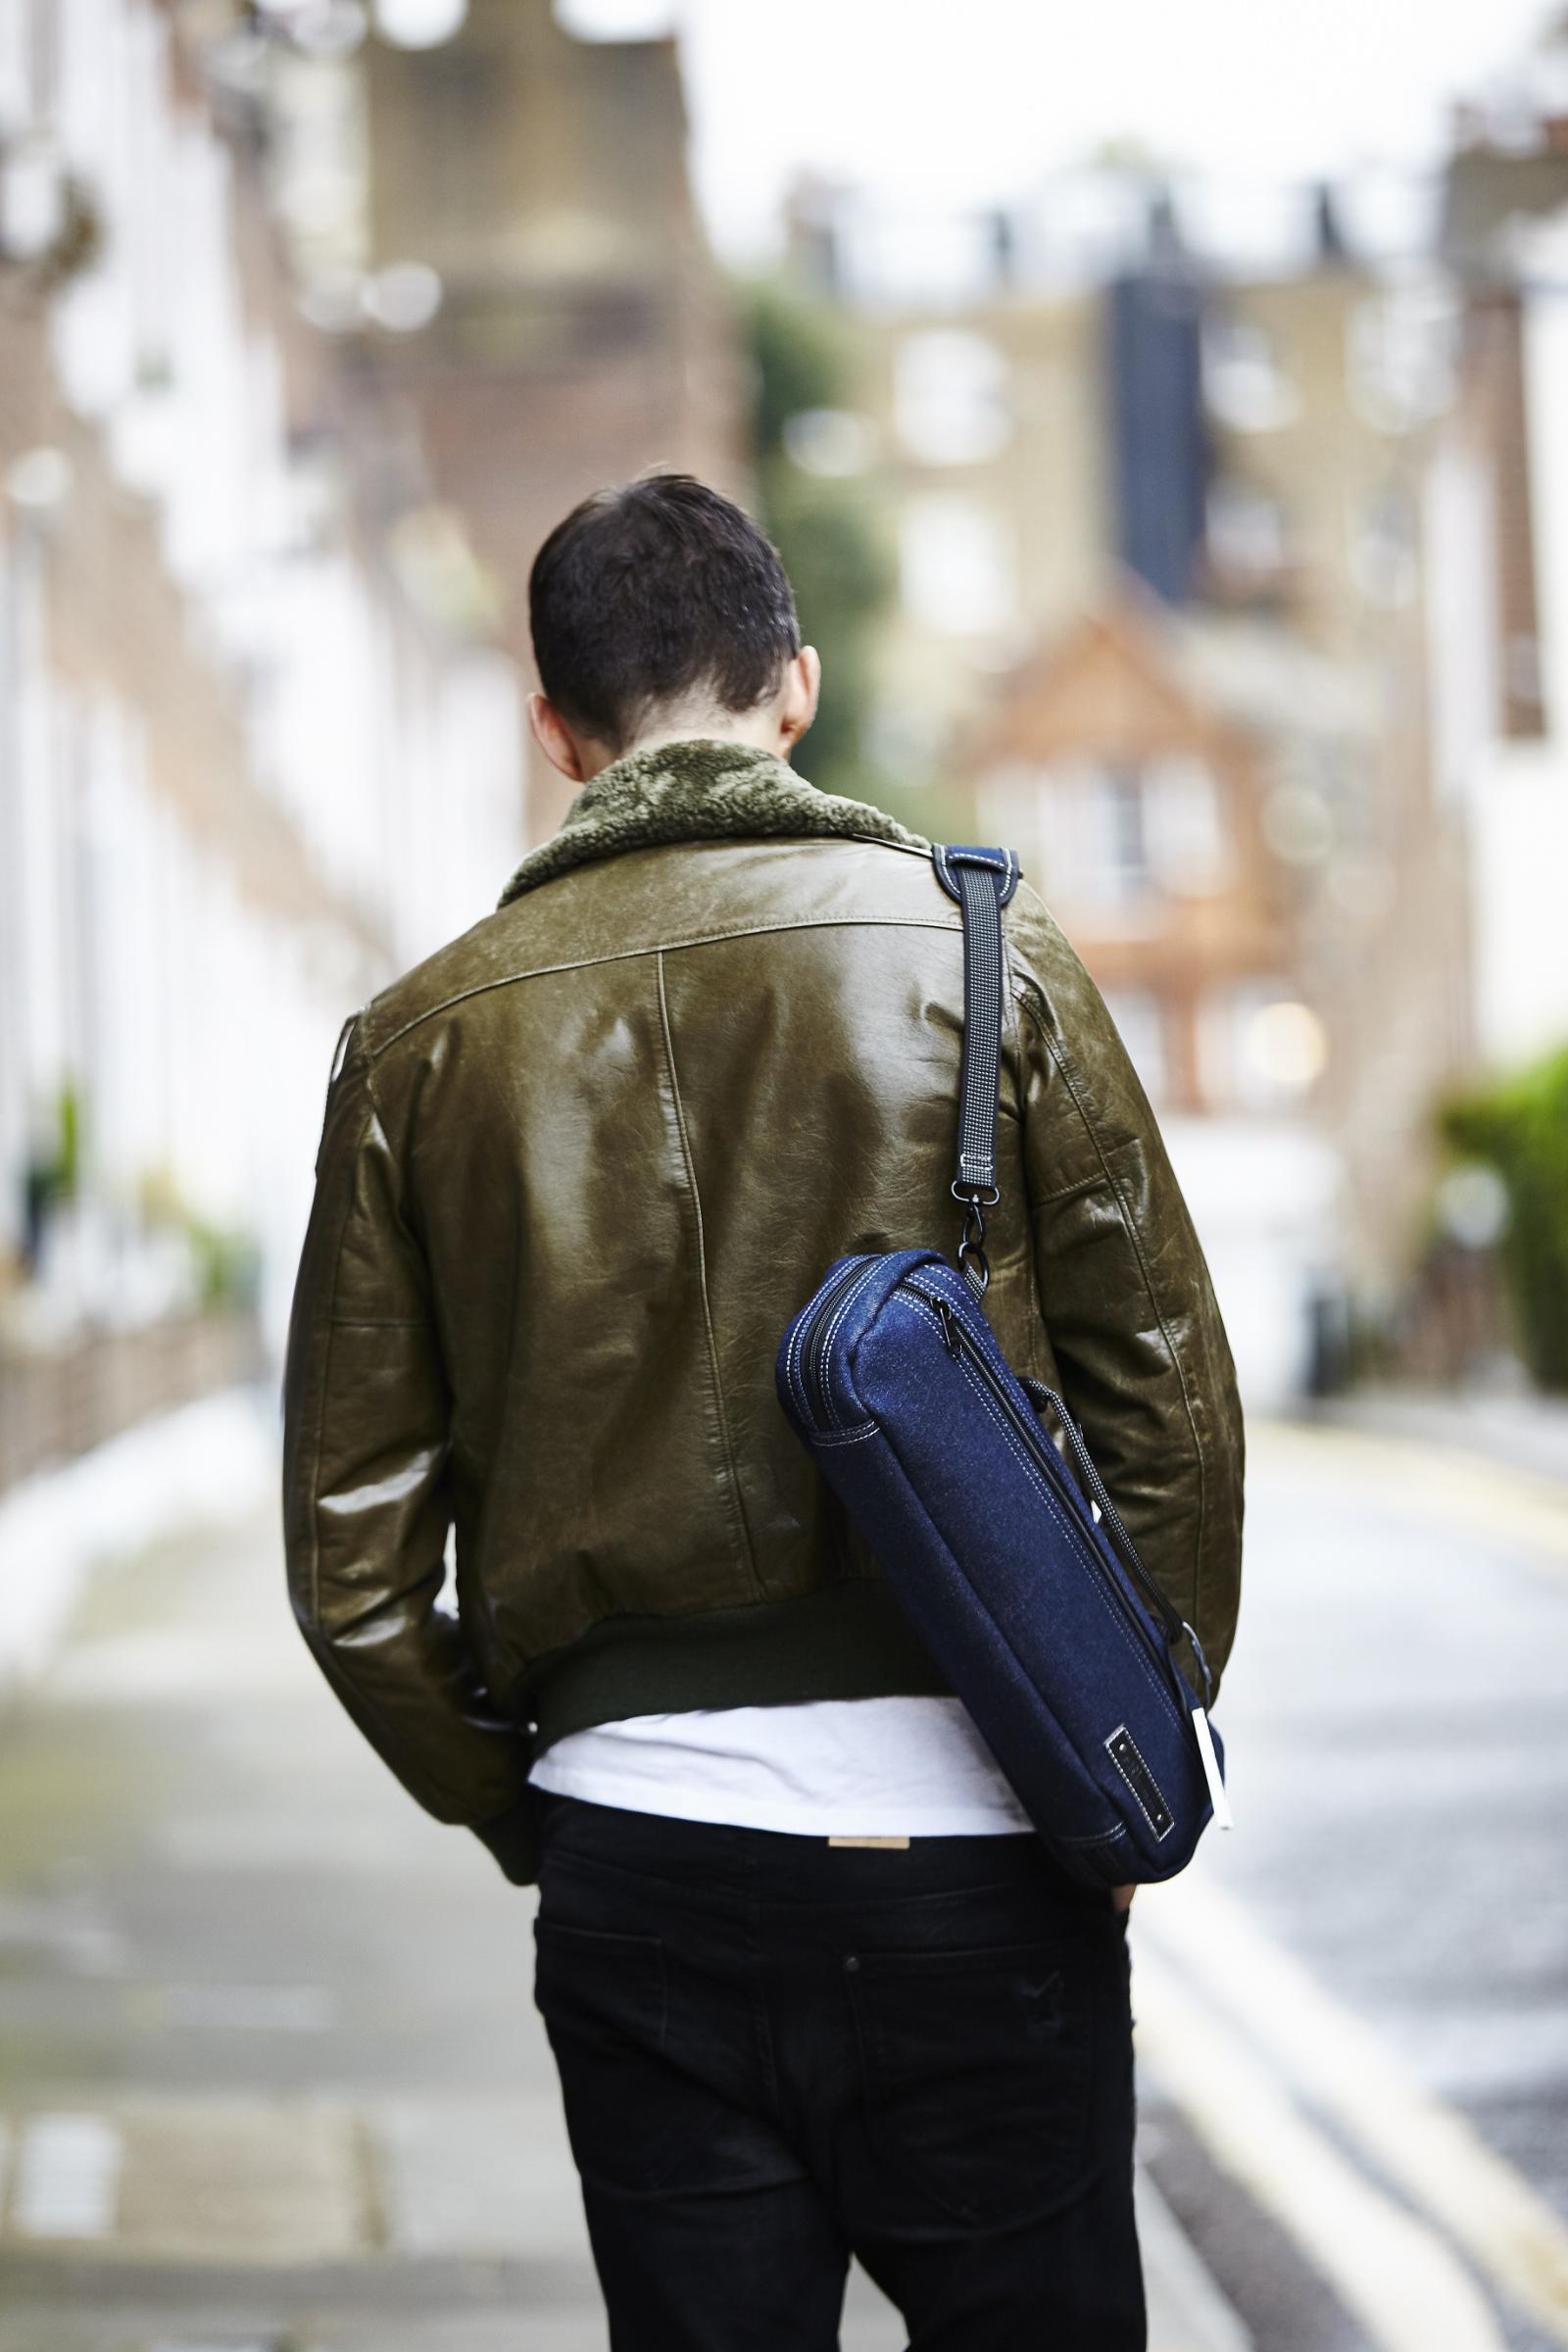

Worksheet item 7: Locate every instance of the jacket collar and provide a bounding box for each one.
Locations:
[498,738,927,907]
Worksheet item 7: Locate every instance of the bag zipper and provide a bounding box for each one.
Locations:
[1020,1378,1190,1648]
[913,1277,1229,1814]
[906,1278,1186,1686]
[792,1257,871,1433]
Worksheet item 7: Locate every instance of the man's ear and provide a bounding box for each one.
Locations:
[777,647,821,754]
[527,692,591,784]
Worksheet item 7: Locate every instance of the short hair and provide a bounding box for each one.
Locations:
[528,473,802,752]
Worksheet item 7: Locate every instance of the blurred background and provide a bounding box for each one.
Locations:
[1,4,1567,2349]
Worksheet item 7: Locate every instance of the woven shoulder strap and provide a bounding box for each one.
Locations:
[932,844,1020,1294]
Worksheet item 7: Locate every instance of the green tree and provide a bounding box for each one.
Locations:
[744,279,894,807]
[1441,1045,1568,1391]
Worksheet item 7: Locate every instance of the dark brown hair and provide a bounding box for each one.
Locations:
[528,473,802,752]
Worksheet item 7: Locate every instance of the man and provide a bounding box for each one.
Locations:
[283,472,1245,2349]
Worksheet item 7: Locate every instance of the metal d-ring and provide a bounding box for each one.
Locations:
[955,1183,999,1298]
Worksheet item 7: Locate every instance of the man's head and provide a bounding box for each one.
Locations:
[526,473,820,784]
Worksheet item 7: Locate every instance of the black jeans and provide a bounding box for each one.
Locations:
[532,1793,1144,2351]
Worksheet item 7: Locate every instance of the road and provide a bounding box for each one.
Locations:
[1135,1419,1568,2352]
[0,1410,1564,2349]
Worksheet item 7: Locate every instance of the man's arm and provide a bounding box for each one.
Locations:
[1004,886,1245,1700]
[281,1018,536,1880]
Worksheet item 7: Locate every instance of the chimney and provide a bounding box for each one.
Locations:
[783,175,843,298]
[1313,182,1352,267]
[1147,186,1185,269]
[988,206,1017,293]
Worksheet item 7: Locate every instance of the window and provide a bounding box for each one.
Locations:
[989,760,1218,913]
[894,330,1010,466]
[1202,318,1299,433]
[556,0,675,33]
[1145,756,1230,894]
[978,761,1069,901]
[1350,487,1418,610]
[1347,286,1456,433]
[0,1,36,139]
[1078,766,1152,909]
[1206,478,1288,592]
[900,495,1013,634]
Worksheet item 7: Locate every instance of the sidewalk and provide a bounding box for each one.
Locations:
[0,1385,277,1700]
[1302,1380,1568,1492]
[0,1455,1249,2350]
[0,2097,1239,2351]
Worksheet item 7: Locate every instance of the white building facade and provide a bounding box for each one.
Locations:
[0,0,521,1376]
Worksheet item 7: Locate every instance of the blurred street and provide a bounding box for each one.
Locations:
[3,5,1568,2347]
[0,1409,1565,2351]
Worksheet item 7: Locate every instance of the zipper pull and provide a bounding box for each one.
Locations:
[1179,1619,1214,1708]
[1190,1707,1234,1830]
[934,1298,961,1359]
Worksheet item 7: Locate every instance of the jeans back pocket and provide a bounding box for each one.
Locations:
[847,1937,1096,2225]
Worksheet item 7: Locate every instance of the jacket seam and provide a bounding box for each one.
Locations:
[1015,982,1207,1631]
[365,915,963,1060]
[655,949,763,1597]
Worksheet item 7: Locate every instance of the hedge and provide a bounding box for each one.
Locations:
[1441,1045,1568,1392]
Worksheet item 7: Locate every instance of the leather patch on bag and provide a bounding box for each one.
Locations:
[1104,1725,1174,1840]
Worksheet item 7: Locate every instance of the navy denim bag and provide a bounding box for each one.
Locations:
[775,845,1231,1886]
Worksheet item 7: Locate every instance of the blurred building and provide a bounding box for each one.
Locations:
[968,595,1351,1402]
[0,0,522,1483]
[1429,108,1568,1073]
[820,279,1105,786]
[0,0,754,1487]
[782,177,1477,1399]
[267,0,746,838]
[969,597,1307,1122]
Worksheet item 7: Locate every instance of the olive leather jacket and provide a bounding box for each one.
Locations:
[282,740,1245,1880]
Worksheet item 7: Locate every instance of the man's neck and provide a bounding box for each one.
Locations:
[583,718,788,783]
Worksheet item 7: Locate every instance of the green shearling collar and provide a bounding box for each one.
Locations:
[498,738,927,906]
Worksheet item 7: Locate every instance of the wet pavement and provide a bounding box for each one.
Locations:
[0,1410,1565,2348]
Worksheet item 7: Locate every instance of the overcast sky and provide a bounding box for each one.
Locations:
[557,0,1562,259]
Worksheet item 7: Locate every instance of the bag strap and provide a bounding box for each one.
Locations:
[932,844,1020,1296]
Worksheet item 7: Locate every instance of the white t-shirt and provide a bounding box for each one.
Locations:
[527,1694,1034,1838]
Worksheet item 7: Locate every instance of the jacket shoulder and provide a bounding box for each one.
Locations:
[355,902,538,1061]
[356,835,953,1060]
[1004,880,1108,1029]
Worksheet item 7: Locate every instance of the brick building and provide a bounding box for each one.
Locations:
[967,597,1302,1121]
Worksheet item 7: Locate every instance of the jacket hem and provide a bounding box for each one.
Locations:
[516,1579,952,1757]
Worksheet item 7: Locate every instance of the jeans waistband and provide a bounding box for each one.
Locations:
[534,1790,1109,1915]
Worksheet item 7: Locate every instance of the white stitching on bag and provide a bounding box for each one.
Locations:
[893,1291,1174,1721]
[1104,1722,1175,1841]
[806,1259,885,1429]
[787,1260,881,1426]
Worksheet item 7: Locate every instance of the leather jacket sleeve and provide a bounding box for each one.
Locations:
[281,1018,535,1870]
[1005,886,1246,1699]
